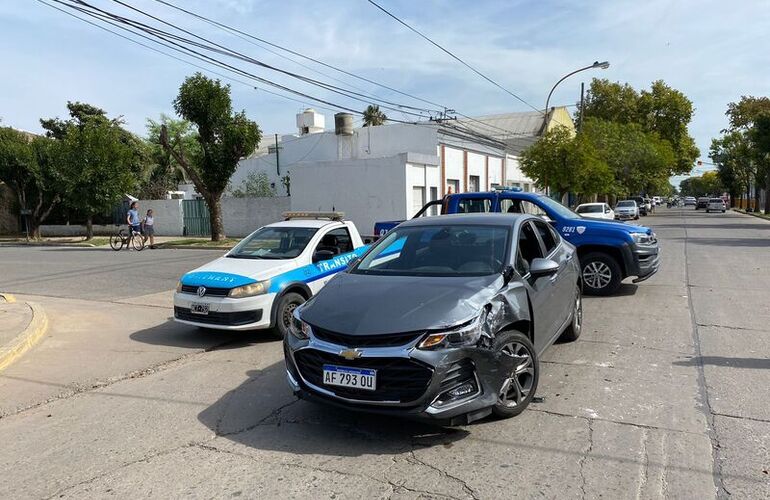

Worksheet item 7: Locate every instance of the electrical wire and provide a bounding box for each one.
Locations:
[366,0,543,114]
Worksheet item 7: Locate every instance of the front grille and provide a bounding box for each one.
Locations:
[180,285,231,297]
[174,307,262,326]
[294,349,433,402]
[311,326,424,348]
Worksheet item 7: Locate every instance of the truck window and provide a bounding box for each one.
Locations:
[500,199,547,217]
[457,198,492,213]
[315,227,353,255]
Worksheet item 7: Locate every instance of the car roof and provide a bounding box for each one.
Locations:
[577,202,604,206]
[265,219,339,229]
[399,213,528,228]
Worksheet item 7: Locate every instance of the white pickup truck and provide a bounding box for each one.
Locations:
[174,212,368,338]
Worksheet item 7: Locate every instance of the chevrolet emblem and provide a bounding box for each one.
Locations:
[339,349,362,360]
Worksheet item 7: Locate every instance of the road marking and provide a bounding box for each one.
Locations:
[0,292,17,303]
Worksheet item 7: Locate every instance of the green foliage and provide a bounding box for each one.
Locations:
[725,96,770,130]
[679,171,723,197]
[229,171,275,198]
[363,104,387,126]
[710,131,753,197]
[141,114,198,199]
[164,73,261,240]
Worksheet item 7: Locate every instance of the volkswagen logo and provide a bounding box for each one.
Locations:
[197,286,206,297]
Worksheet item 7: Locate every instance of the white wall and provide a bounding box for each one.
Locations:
[406,162,441,217]
[444,146,464,192]
[489,156,503,187]
[138,199,184,236]
[291,155,407,236]
[221,196,290,237]
[467,152,485,190]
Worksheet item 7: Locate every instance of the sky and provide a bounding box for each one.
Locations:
[2,0,769,188]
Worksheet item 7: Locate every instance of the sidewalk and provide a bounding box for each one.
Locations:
[0,294,48,372]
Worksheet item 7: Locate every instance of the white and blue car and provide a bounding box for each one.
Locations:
[174,212,368,337]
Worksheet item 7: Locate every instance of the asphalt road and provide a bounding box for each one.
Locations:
[0,208,767,499]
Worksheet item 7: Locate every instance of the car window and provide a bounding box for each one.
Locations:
[228,227,318,259]
[532,220,557,254]
[456,198,492,213]
[353,224,509,276]
[315,227,353,255]
[577,205,602,213]
[517,222,543,275]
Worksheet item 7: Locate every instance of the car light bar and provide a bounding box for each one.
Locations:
[283,211,345,221]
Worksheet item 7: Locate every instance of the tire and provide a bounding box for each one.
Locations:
[580,252,622,296]
[559,284,583,342]
[131,233,145,251]
[109,230,125,251]
[272,292,306,339]
[491,330,539,419]
[722,210,726,213]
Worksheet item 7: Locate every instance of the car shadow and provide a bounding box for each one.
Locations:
[129,320,278,350]
[673,356,770,370]
[197,364,471,457]
[582,283,638,299]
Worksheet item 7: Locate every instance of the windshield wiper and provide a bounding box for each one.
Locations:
[226,254,262,259]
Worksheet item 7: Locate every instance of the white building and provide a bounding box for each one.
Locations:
[233,108,574,235]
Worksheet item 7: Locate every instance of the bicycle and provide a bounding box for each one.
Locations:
[109,226,145,251]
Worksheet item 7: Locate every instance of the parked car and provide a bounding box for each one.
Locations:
[706,198,726,213]
[614,200,640,221]
[696,197,710,210]
[374,189,660,296]
[575,202,615,220]
[631,196,648,216]
[684,196,697,207]
[173,212,369,338]
[285,214,582,425]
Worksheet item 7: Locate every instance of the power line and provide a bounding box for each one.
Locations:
[366,0,542,114]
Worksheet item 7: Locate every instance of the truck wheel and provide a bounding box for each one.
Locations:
[580,252,622,296]
[272,292,306,339]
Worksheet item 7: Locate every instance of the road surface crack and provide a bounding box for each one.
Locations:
[405,449,480,500]
[578,418,594,499]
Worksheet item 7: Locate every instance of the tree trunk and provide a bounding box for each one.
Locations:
[208,194,225,241]
[764,171,770,214]
[85,214,94,240]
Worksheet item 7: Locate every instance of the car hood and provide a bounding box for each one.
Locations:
[300,272,502,335]
[577,217,652,235]
[180,255,298,288]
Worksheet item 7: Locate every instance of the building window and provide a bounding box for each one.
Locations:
[412,186,426,215]
[523,183,531,192]
[469,175,480,192]
[429,187,439,216]
[447,179,460,195]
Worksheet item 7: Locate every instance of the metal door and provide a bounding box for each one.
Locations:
[182,199,211,236]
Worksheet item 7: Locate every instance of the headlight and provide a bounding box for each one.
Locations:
[289,308,310,340]
[228,280,270,298]
[631,232,655,245]
[175,280,183,293]
[418,314,483,350]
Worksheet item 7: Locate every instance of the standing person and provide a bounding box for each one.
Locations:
[126,201,141,243]
[143,209,156,249]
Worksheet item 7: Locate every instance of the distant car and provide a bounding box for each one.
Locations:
[631,197,648,216]
[696,197,709,210]
[575,202,615,220]
[684,197,697,207]
[615,200,640,220]
[706,198,726,213]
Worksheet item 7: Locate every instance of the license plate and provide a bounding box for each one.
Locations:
[190,303,210,315]
[322,365,376,391]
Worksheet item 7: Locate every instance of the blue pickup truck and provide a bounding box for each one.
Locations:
[374,189,660,295]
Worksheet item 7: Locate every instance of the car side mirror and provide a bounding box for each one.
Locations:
[502,265,515,285]
[530,258,559,278]
[312,250,335,263]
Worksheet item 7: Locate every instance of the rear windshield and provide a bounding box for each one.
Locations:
[353,224,509,277]
[577,205,602,213]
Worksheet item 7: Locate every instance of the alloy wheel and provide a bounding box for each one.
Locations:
[498,342,535,407]
[582,261,612,289]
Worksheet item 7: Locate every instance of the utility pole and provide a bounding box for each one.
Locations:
[579,82,585,133]
[275,133,280,175]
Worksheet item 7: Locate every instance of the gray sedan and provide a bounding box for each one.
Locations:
[283,213,582,425]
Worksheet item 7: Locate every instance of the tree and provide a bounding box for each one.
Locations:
[363,104,387,126]
[749,112,770,213]
[41,101,143,239]
[161,73,261,241]
[229,171,275,197]
[0,128,62,239]
[141,114,198,199]
[679,171,723,198]
[710,131,752,205]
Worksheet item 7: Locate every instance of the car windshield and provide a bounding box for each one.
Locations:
[352,224,509,277]
[617,201,635,207]
[535,196,580,220]
[709,198,723,202]
[227,226,317,259]
[577,205,602,213]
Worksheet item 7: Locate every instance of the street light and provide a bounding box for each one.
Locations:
[544,61,610,117]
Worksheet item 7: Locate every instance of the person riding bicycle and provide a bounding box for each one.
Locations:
[126,201,142,239]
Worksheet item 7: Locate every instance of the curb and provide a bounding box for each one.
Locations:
[0,301,49,372]
[734,209,770,222]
